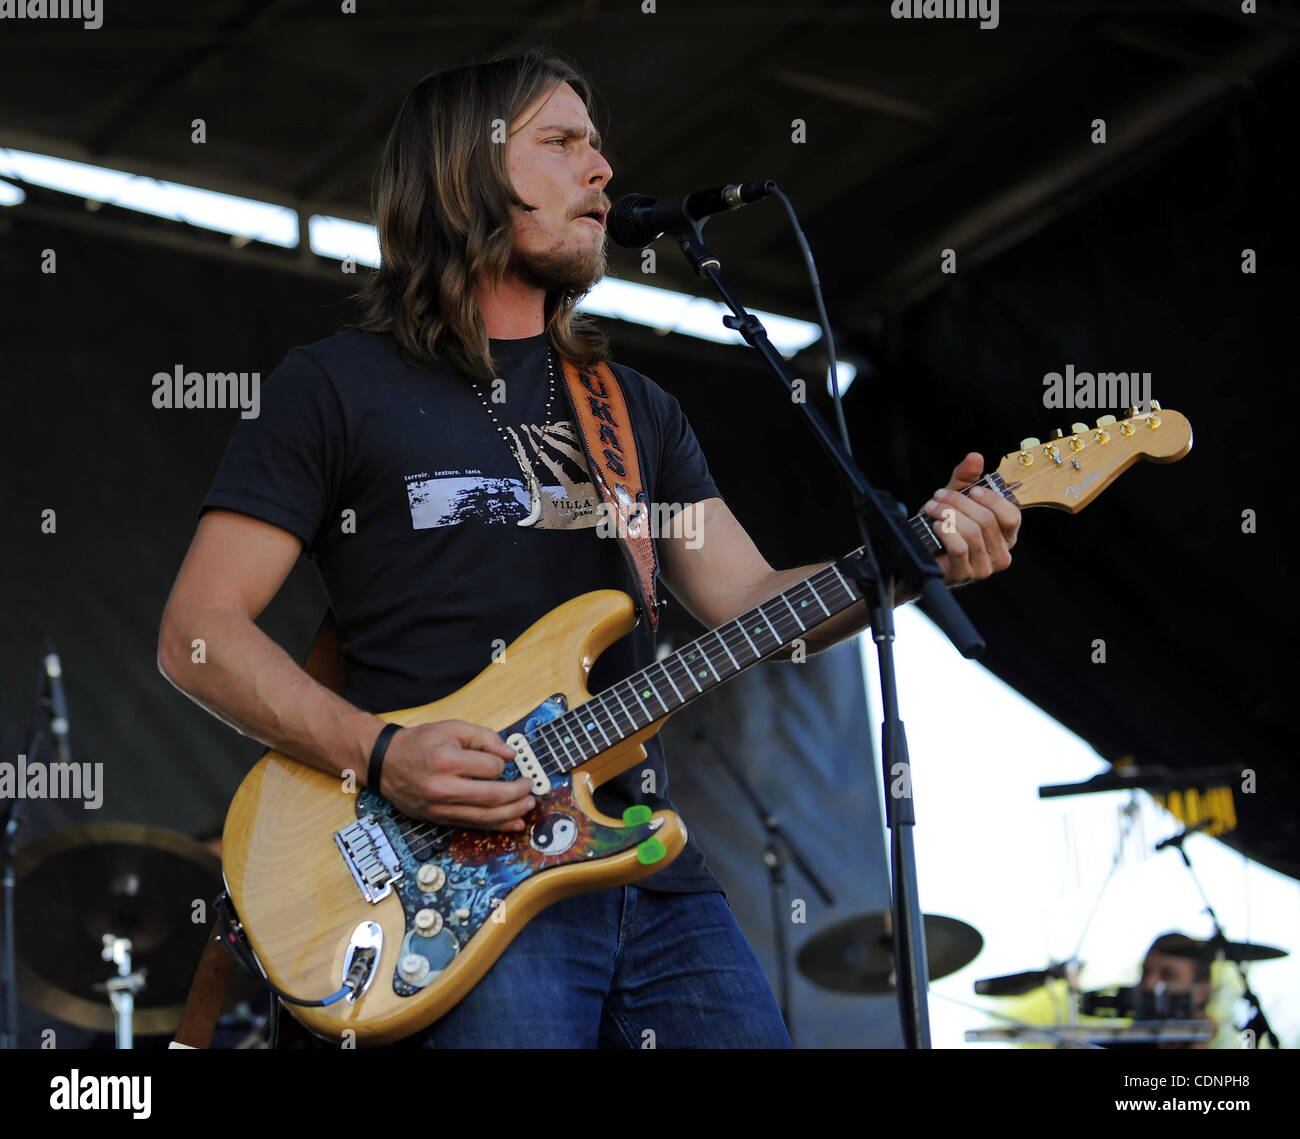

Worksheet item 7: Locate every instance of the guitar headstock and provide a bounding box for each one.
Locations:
[994,403,1192,512]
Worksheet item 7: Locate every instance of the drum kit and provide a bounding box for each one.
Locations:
[794,908,1287,1047]
[668,711,1291,1049]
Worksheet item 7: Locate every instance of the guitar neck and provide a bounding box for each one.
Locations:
[907,471,1017,556]
[536,472,1020,775]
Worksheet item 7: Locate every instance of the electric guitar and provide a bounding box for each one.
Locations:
[221,405,1192,1044]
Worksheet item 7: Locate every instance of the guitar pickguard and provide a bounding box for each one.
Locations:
[349,695,660,997]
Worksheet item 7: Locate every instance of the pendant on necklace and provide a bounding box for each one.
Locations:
[517,472,542,527]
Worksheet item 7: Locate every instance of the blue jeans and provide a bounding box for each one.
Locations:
[394,886,791,1049]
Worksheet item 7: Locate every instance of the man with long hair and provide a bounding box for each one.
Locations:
[158,45,1019,1048]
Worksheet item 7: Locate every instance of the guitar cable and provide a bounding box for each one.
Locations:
[214,891,363,1008]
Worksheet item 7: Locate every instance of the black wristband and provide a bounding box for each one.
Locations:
[367,722,402,796]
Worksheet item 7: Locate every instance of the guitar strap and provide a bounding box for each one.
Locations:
[557,357,660,630]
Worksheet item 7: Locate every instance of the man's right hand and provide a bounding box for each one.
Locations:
[377,719,535,832]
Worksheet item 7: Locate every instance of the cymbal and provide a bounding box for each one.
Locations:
[798,912,983,995]
[14,822,254,1035]
[1213,940,1288,963]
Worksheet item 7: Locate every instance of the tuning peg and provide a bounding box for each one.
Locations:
[1150,399,1161,411]
[1125,406,1137,419]
[1070,422,1088,434]
[1019,437,1040,450]
[1096,415,1117,427]
[1050,428,1064,439]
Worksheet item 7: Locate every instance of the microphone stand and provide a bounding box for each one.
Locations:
[682,711,835,1044]
[0,745,29,1051]
[1159,829,1280,1048]
[1,654,51,1049]
[661,205,985,1048]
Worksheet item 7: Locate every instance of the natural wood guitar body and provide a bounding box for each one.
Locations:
[222,589,687,1045]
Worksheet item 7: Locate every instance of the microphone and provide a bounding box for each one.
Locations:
[606,181,775,248]
[42,639,72,764]
[974,961,1075,997]
[1154,821,1211,852]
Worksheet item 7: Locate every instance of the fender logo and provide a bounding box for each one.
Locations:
[1062,469,1101,501]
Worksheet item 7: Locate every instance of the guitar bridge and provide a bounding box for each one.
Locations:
[335,815,404,902]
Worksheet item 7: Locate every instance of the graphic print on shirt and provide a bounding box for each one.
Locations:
[405,420,600,531]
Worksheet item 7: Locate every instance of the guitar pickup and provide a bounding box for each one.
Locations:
[506,733,552,796]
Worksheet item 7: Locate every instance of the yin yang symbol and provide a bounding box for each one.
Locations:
[529,811,579,857]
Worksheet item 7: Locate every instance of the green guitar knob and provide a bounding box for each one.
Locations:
[636,836,667,865]
[622,804,652,826]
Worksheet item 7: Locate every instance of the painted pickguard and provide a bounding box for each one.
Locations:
[350,695,657,996]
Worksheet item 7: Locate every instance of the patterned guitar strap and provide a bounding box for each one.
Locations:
[557,356,661,631]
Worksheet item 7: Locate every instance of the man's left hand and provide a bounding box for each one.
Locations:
[922,452,1021,586]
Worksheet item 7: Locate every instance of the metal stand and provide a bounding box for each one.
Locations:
[1163,831,1281,1048]
[684,712,834,1044]
[98,935,146,1050]
[1,651,56,1049]
[661,190,983,1047]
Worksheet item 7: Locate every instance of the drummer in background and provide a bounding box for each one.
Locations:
[1139,932,1214,1048]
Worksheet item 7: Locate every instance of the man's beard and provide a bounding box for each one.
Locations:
[509,230,607,296]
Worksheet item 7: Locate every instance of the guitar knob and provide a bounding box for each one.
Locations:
[414,908,444,937]
[416,863,445,892]
[400,954,430,982]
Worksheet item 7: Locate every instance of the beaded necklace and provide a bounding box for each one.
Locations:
[465,344,557,527]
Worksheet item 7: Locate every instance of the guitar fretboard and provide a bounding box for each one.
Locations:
[907,471,1016,556]
[526,472,1017,775]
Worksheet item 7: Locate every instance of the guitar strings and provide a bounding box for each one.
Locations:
[388,417,1160,846]
[386,470,1031,849]
[385,579,832,850]
[498,473,1018,784]
[396,414,1167,851]
[385,470,1031,851]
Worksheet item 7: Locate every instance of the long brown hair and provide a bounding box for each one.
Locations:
[351,46,611,384]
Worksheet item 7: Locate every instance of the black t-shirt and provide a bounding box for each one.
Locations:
[201,327,723,893]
